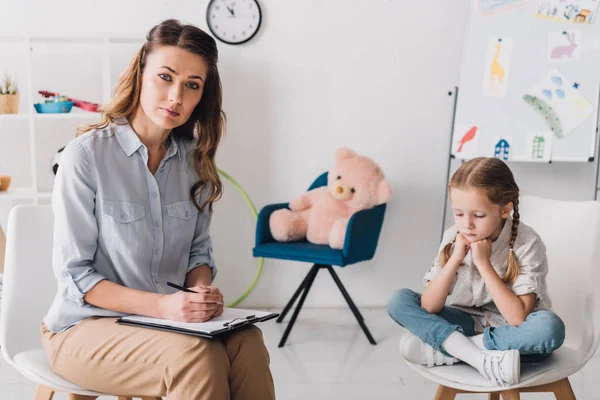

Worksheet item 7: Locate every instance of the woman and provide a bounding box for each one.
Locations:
[41,19,275,399]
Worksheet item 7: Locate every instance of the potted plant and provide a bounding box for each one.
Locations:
[0,71,19,114]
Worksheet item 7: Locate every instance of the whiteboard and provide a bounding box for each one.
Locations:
[453,0,600,162]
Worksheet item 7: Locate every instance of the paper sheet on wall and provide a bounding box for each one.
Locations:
[492,136,513,161]
[548,30,582,62]
[535,0,599,24]
[523,68,594,139]
[524,132,554,161]
[482,38,513,97]
[452,125,479,160]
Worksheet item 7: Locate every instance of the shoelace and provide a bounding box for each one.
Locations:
[482,353,509,386]
[424,344,455,367]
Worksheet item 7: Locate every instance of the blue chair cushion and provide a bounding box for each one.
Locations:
[253,241,346,266]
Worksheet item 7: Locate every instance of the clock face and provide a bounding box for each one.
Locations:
[206,0,262,45]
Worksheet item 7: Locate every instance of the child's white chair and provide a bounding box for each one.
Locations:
[398,195,600,399]
[0,205,161,400]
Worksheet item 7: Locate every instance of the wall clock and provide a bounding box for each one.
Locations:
[206,0,262,45]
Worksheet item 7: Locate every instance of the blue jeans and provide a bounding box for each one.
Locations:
[387,288,565,362]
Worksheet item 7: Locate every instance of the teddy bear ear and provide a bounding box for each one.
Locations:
[336,147,357,162]
[377,179,393,204]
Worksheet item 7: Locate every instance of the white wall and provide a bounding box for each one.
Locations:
[0,0,480,308]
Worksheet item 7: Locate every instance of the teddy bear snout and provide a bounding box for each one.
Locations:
[330,184,353,200]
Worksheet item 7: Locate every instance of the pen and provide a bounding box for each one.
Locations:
[166,281,224,305]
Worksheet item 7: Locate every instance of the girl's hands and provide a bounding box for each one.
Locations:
[470,239,493,269]
[449,233,471,264]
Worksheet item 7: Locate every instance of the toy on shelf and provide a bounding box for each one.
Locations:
[0,71,19,114]
[35,90,100,113]
[0,176,11,191]
[52,146,65,175]
[34,96,73,114]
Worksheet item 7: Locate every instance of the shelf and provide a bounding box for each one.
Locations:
[31,35,141,44]
[34,113,100,120]
[0,188,52,199]
[0,35,142,45]
[0,114,28,120]
[0,113,100,120]
[0,34,129,203]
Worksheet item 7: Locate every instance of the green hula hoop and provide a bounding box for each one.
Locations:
[217,168,264,308]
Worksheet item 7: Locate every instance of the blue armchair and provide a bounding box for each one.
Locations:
[253,172,388,347]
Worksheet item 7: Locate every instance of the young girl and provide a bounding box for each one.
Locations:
[388,157,565,386]
[41,19,275,399]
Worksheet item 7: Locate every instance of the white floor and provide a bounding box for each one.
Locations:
[1,308,599,399]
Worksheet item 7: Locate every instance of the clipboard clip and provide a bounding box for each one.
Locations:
[223,315,256,328]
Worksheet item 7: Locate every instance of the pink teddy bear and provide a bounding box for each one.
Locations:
[269,147,392,249]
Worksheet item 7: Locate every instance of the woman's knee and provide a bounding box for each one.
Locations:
[224,326,270,364]
[387,288,420,320]
[179,337,230,374]
[165,338,230,396]
[527,311,566,352]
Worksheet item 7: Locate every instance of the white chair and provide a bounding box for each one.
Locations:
[399,195,600,399]
[0,205,161,400]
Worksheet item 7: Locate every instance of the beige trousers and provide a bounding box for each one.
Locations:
[41,318,275,400]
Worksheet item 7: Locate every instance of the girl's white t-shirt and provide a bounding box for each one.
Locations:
[424,216,552,332]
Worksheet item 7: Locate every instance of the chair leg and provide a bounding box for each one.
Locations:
[551,377,577,400]
[434,385,459,400]
[277,264,318,323]
[34,385,55,400]
[278,265,320,347]
[488,393,500,400]
[500,389,520,400]
[67,394,97,399]
[326,265,377,345]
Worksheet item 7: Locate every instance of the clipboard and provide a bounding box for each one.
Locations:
[116,308,279,339]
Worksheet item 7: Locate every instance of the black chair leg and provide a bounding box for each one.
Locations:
[278,265,320,347]
[326,265,377,345]
[277,264,318,323]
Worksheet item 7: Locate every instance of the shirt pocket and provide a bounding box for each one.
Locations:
[165,200,199,249]
[102,200,147,254]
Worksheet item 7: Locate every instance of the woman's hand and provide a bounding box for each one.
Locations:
[158,287,223,323]
[471,239,493,269]
[449,233,471,264]
[189,285,224,318]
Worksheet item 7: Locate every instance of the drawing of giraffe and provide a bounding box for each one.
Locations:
[490,43,505,93]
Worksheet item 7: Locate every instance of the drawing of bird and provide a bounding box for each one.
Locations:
[456,126,478,152]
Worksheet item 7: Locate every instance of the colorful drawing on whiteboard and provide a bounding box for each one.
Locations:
[479,0,530,15]
[523,95,562,137]
[493,136,513,161]
[536,0,599,23]
[525,132,553,161]
[482,37,513,96]
[452,125,479,160]
[523,68,593,139]
[548,30,582,61]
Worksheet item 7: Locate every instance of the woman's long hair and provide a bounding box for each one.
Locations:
[439,157,521,283]
[78,19,225,213]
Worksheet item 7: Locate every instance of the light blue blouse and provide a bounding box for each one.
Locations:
[43,120,216,333]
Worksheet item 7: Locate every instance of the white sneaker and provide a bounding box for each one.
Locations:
[399,334,459,367]
[478,349,520,386]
